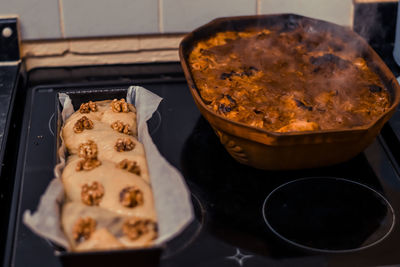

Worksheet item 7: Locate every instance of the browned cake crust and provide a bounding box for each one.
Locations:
[189,28,390,132]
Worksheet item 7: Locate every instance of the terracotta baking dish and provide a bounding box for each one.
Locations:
[179,14,400,170]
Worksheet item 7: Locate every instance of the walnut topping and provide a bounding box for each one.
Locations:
[73,217,96,242]
[76,158,101,171]
[77,141,101,170]
[81,181,104,206]
[73,116,94,133]
[111,98,130,113]
[119,186,144,208]
[79,101,97,113]
[115,138,135,152]
[122,218,157,241]
[111,120,132,135]
[78,140,98,159]
[116,159,141,175]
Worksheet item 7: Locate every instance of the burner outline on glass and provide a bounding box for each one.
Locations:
[261,177,396,253]
[48,112,55,136]
[161,192,206,259]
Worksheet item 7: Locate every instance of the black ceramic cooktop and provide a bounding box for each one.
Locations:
[0,61,399,267]
[0,60,400,267]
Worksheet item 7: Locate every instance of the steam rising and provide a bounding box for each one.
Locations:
[353,4,383,45]
[189,15,390,132]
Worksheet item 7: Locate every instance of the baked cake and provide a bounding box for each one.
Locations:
[188,27,390,132]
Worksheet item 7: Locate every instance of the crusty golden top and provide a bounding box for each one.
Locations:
[189,27,390,132]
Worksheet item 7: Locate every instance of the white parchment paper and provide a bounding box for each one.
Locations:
[23,86,194,250]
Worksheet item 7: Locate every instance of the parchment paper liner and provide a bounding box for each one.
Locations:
[23,86,194,251]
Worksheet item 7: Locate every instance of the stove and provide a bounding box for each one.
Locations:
[1,50,400,267]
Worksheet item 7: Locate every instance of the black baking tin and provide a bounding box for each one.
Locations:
[57,247,162,267]
[55,87,163,267]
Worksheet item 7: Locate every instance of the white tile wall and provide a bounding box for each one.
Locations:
[61,0,158,38]
[162,0,257,33]
[0,0,355,40]
[0,0,61,40]
[259,0,353,26]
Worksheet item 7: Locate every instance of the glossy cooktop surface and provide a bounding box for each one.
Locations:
[0,57,399,267]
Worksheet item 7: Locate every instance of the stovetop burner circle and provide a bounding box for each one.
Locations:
[161,192,205,259]
[262,177,395,253]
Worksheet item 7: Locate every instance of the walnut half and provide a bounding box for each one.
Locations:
[76,158,101,171]
[73,217,96,242]
[111,120,132,135]
[111,98,130,113]
[78,140,98,159]
[116,159,141,176]
[122,218,157,241]
[79,101,97,113]
[119,186,144,208]
[73,116,94,133]
[115,138,135,152]
[81,181,104,206]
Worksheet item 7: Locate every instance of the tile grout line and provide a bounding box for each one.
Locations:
[158,0,164,33]
[58,0,65,38]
